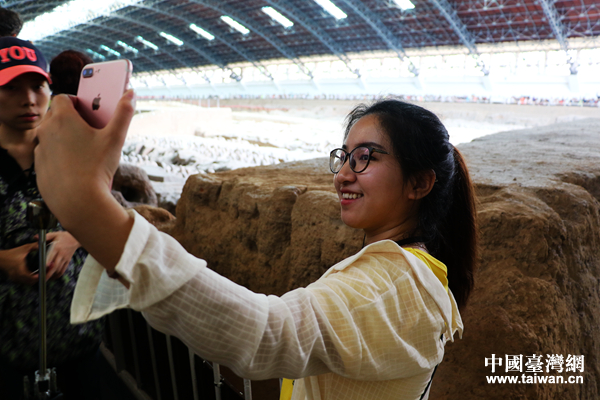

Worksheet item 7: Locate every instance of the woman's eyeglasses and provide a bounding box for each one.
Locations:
[329,146,389,174]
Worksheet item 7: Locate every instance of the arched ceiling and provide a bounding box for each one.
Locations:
[4,0,600,77]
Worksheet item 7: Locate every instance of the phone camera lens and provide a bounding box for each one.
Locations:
[82,68,94,78]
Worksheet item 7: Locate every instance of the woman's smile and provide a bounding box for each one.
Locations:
[340,191,363,202]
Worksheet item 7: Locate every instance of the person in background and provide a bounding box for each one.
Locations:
[35,88,477,399]
[0,7,23,37]
[0,6,24,132]
[0,37,127,400]
[50,50,93,96]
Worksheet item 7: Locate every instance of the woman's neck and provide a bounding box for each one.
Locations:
[363,218,420,246]
[363,227,429,253]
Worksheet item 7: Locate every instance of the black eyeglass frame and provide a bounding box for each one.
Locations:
[329,146,390,174]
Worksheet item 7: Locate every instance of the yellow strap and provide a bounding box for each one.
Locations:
[279,378,294,400]
[403,248,449,292]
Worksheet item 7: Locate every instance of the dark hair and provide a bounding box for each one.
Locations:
[49,50,93,95]
[344,99,477,309]
[0,7,23,37]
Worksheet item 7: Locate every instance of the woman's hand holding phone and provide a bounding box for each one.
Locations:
[34,90,136,272]
[34,59,136,274]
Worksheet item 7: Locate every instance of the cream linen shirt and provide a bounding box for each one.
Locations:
[71,210,463,400]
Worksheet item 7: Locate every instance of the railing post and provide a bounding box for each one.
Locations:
[127,310,143,386]
[243,379,252,400]
[146,323,162,400]
[212,363,222,400]
[189,350,199,400]
[166,335,179,400]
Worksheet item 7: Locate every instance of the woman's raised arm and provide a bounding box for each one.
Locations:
[34,90,136,274]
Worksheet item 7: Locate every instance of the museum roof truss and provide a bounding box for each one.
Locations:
[4,0,599,75]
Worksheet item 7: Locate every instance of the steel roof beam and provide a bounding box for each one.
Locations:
[428,0,489,75]
[37,24,170,73]
[185,0,314,79]
[337,0,418,76]
[133,4,273,80]
[264,0,361,78]
[87,15,216,79]
[134,2,277,80]
[43,29,210,85]
[32,39,72,59]
[107,11,225,69]
[40,36,148,70]
[538,0,577,74]
[111,8,243,80]
[2,0,67,19]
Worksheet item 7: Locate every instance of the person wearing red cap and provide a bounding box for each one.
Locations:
[0,37,117,399]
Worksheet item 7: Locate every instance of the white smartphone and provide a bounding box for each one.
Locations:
[76,59,133,129]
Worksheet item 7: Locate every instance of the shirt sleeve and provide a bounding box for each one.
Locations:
[71,210,446,382]
[70,209,207,322]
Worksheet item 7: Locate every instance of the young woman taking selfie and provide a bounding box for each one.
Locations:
[35,94,477,400]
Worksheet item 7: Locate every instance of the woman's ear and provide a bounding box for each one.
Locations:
[407,170,436,200]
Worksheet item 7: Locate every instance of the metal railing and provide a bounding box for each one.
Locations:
[102,309,280,400]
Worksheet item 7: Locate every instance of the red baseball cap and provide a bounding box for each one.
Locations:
[0,37,51,86]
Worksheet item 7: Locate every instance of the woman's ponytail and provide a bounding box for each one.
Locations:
[435,148,477,309]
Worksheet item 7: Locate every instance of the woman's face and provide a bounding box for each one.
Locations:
[0,73,50,132]
[334,114,418,242]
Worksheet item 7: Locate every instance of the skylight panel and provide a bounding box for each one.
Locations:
[86,49,106,60]
[392,0,416,10]
[135,36,159,51]
[190,24,215,41]
[116,40,139,54]
[19,0,144,41]
[261,6,294,28]
[313,0,347,20]
[220,16,250,35]
[100,45,121,57]
[160,32,184,46]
